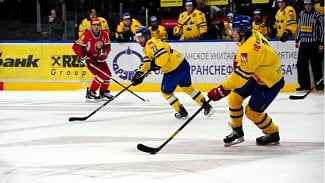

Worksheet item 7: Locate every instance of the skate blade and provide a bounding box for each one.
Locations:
[256,141,280,146]
[224,137,245,147]
[100,97,113,101]
[175,115,189,119]
[205,109,216,117]
[85,98,101,103]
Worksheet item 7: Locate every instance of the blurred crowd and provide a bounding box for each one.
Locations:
[0,0,323,40]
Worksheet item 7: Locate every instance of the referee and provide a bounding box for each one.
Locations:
[295,0,324,92]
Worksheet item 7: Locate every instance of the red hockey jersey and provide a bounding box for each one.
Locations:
[72,30,111,60]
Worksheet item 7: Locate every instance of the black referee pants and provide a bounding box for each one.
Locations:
[296,42,324,90]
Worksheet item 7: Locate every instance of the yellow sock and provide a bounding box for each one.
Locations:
[181,86,206,107]
[245,105,279,134]
[162,92,181,112]
[227,92,244,128]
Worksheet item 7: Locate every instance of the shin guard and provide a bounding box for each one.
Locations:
[228,92,244,128]
[245,105,279,134]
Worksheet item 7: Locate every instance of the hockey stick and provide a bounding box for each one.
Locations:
[69,70,151,122]
[289,78,324,100]
[111,77,149,102]
[137,99,211,154]
[90,63,150,102]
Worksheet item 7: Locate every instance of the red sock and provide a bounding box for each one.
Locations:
[89,79,101,92]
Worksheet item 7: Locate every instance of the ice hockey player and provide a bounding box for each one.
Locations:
[72,19,113,101]
[173,0,207,40]
[115,12,142,42]
[207,15,285,146]
[148,16,168,41]
[273,0,297,42]
[131,26,215,118]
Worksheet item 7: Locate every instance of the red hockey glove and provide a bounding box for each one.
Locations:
[208,85,230,101]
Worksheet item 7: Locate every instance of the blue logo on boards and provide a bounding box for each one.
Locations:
[112,47,143,81]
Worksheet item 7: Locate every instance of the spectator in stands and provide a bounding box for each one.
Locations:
[173,0,207,40]
[273,0,297,42]
[196,0,222,39]
[222,12,236,40]
[252,8,268,37]
[295,0,324,93]
[115,12,142,42]
[42,8,65,40]
[148,16,168,41]
[78,9,110,38]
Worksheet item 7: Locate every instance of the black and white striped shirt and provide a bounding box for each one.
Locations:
[296,9,324,43]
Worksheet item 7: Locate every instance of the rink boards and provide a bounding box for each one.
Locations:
[0,40,299,91]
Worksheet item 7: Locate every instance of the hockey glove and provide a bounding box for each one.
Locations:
[208,85,231,101]
[80,55,89,65]
[270,28,277,38]
[199,32,207,40]
[280,30,292,42]
[174,33,181,40]
[131,71,145,86]
[150,61,161,71]
[122,29,133,41]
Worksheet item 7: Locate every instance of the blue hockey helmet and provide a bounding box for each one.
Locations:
[150,16,158,22]
[123,12,131,20]
[253,8,262,15]
[232,15,252,36]
[185,0,193,6]
[136,26,150,37]
[227,12,235,19]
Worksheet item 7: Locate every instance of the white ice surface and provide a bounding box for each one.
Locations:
[0,90,323,183]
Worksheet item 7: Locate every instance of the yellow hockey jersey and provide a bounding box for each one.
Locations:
[78,17,109,37]
[315,2,324,15]
[149,25,168,40]
[274,5,297,37]
[139,38,184,73]
[223,30,283,90]
[115,18,142,40]
[173,9,207,40]
[252,21,268,37]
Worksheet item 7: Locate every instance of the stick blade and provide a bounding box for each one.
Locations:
[289,95,306,100]
[68,116,88,122]
[137,143,158,154]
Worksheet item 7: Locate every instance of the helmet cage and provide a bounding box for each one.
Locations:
[232,15,252,36]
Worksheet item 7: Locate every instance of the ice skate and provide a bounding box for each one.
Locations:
[316,85,324,94]
[100,90,113,100]
[203,102,215,117]
[174,104,188,119]
[295,87,309,94]
[256,132,280,145]
[224,126,245,147]
[85,88,101,102]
